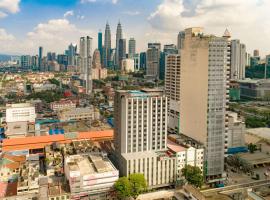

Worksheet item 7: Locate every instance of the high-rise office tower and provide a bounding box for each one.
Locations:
[47,52,56,61]
[165,54,181,133]
[31,55,38,69]
[114,89,176,188]
[253,49,259,57]
[92,49,101,69]
[115,21,123,68]
[140,52,146,70]
[177,31,185,51]
[146,43,161,80]
[104,22,111,68]
[38,46,43,70]
[20,55,32,70]
[160,44,178,80]
[179,27,230,183]
[119,38,126,68]
[98,31,103,64]
[79,36,93,94]
[68,43,77,66]
[231,39,246,80]
[128,38,136,58]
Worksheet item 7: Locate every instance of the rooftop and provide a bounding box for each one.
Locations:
[246,128,270,142]
[167,139,186,153]
[2,129,113,152]
[66,154,117,176]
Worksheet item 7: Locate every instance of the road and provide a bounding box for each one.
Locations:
[201,179,270,195]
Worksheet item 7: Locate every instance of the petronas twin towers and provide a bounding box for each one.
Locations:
[103,21,123,69]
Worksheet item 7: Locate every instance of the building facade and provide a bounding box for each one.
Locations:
[165,54,181,133]
[104,22,111,68]
[79,36,93,94]
[179,27,230,183]
[114,89,176,188]
[146,43,161,80]
[128,38,136,58]
[231,39,246,80]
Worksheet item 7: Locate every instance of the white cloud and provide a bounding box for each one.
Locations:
[148,0,270,56]
[64,10,74,18]
[77,15,85,20]
[0,11,7,18]
[0,0,20,14]
[0,28,14,40]
[80,0,118,4]
[26,19,91,52]
[80,0,96,3]
[123,10,140,16]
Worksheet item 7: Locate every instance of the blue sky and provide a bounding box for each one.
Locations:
[0,0,270,56]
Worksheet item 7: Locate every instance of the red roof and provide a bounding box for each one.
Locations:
[167,139,186,153]
[0,182,17,197]
[2,130,113,152]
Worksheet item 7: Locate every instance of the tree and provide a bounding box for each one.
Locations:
[181,165,203,188]
[114,174,147,199]
[248,143,257,153]
[114,177,132,199]
[129,173,147,199]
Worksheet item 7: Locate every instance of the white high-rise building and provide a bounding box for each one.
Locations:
[114,89,176,188]
[165,54,181,133]
[146,43,161,80]
[128,38,136,58]
[179,27,230,183]
[79,36,93,94]
[231,39,246,80]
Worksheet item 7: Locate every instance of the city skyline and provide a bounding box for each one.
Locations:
[0,0,270,56]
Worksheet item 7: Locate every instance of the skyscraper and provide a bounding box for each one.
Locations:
[253,49,259,57]
[20,55,32,70]
[165,54,181,133]
[140,52,146,70]
[79,36,93,94]
[68,43,77,66]
[38,46,43,70]
[231,40,246,80]
[146,43,161,80]
[92,49,107,80]
[179,28,230,183]
[118,38,126,68]
[128,38,136,58]
[177,31,185,51]
[98,31,103,64]
[115,21,123,68]
[160,44,178,80]
[104,22,111,68]
[47,52,56,61]
[114,89,176,188]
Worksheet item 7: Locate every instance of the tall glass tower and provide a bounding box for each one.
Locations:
[104,22,111,68]
[115,21,123,68]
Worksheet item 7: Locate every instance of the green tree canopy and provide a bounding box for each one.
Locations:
[181,165,203,188]
[114,177,132,199]
[129,173,147,199]
[114,173,147,199]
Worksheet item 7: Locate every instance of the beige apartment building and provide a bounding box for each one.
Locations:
[114,89,176,188]
[165,54,181,133]
[179,27,230,183]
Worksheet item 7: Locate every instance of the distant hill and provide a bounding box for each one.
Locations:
[0,54,12,62]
